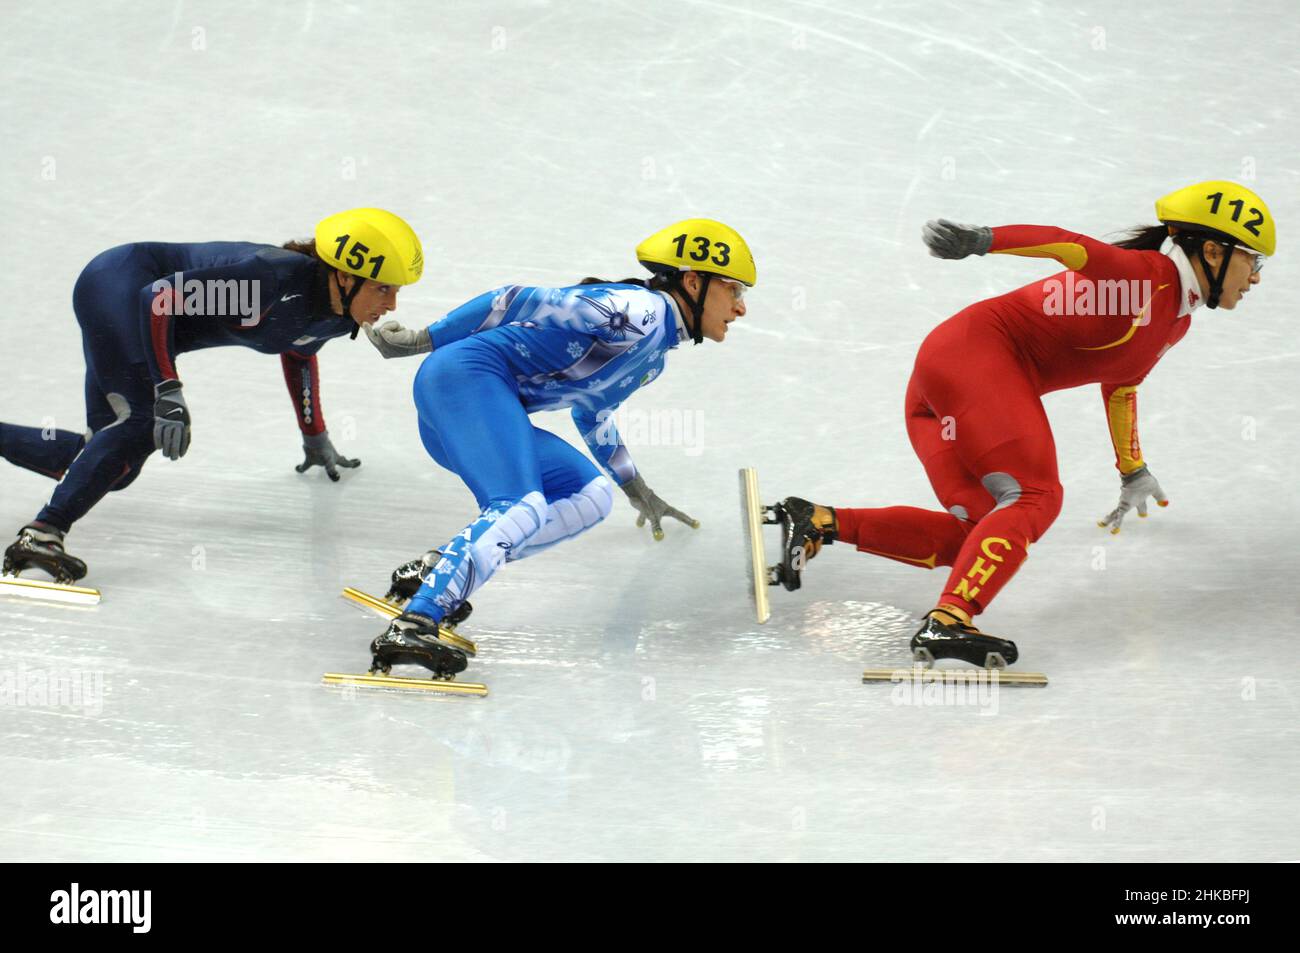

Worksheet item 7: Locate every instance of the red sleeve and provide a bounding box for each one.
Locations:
[140,283,182,384]
[280,351,326,436]
[988,225,1150,281]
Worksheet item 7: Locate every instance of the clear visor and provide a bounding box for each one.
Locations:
[715,276,746,301]
[1232,245,1266,273]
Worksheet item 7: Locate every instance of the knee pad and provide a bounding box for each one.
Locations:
[467,491,548,568]
[508,477,612,561]
[981,471,1063,542]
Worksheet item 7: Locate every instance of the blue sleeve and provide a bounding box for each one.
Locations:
[428,286,522,350]
[572,404,636,485]
[138,253,285,386]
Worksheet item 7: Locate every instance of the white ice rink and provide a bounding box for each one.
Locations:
[2,1,1297,862]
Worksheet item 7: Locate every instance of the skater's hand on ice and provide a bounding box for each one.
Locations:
[922,219,993,259]
[295,430,359,482]
[364,320,432,359]
[619,473,699,541]
[152,380,191,460]
[1098,465,1168,534]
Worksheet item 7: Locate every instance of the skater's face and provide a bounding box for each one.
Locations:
[681,272,747,342]
[1197,241,1263,310]
[334,273,401,325]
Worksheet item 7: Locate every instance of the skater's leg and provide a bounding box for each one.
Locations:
[833,378,992,569]
[34,365,154,531]
[506,428,612,561]
[0,424,85,479]
[26,265,159,533]
[404,345,548,621]
[930,391,1062,620]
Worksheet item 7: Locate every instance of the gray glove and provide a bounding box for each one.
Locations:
[295,430,360,482]
[922,218,994,259]
[365,320,432,359]
[619,473,699,541]
[1098,465,1169,534]
[152,380,191,460]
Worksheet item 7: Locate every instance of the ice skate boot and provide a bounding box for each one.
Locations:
[369,611,469,679]
[910,609,1019,669]
[384,551,473,626]
[2,522,88,584]
[763,497,837,591]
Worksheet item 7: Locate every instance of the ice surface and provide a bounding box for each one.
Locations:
[1,0,1297,861]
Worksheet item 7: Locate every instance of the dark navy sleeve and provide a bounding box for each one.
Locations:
[138,253,287,385]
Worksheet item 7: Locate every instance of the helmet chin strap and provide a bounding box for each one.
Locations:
[671,272,712,345]
[337,271,366,339]
[1194,239,1234,310]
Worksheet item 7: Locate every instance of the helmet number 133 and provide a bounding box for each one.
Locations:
[671,233,731,267]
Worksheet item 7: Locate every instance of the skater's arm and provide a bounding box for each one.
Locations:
[988,225,1149,280]
[280,351,326,436]
[572,405,636,485]
[427,286,523,349]
[1100,380,1146,474]
[280,349,360,480]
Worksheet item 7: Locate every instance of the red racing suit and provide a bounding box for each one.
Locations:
[835,225,1201,617]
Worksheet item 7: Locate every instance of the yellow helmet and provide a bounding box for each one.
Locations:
[1155,181,1275,256]
[314,208,424,285]
[636,218,756,287]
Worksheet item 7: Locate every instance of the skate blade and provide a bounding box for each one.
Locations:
[341,587,478,656]
[862,666,1048,687]
[322,672,488,696]
[0,574,101,606]
[738,468,771,624]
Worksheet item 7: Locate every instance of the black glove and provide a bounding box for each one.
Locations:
[152,380,191,460]
[295,430,359,482]
[922,219,993,259]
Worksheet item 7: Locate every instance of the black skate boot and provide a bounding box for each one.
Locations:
[763,497,838,591]
[369,611,469,679]
[384,550,472,626]
[2,522,88,584]
[910,610,1019,669]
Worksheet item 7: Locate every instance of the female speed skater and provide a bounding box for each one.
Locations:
[770,180,1274,668]
[357,218,754,679]
[0,208,423,585]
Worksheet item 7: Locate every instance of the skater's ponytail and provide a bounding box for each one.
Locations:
[282,238,319,258]
[577,274,673,290]
[1113,224,1221,257]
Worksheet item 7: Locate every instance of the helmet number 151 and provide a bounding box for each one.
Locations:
[671,233,731,267]
[332,233,388,279]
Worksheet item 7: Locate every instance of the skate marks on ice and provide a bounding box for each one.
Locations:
[0,574,101,606]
